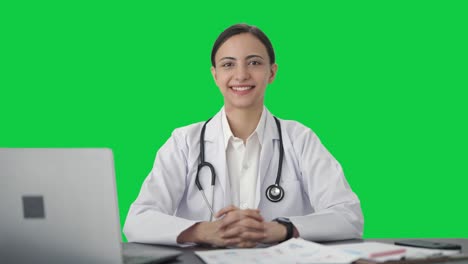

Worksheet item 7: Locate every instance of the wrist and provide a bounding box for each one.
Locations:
[274,221,288,242]
[272,217,294,242]
[177,222,208,244]
[193,222,211,244]
[262,221,286,244]
[177,223,196,244]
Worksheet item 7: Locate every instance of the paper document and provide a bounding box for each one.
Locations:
[331,242,461,262]
[331,242,407,262]
[195,238,360,264]
[401,246,461,259]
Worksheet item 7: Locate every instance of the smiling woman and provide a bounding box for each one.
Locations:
[211,32,277,130]
[123,23,364,248]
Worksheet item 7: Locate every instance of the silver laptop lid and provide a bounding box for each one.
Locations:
[0,148,123,264]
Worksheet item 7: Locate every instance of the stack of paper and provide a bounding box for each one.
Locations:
[330,242,461,262]
[400,246,461,259]
[195,238,361,264]
[196,240,462,264]
[331,242,407,262]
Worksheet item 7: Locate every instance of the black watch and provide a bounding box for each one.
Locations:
[273,217,294,242]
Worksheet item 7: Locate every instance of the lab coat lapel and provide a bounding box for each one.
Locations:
[255,110,280,208]
[203,109,231,208]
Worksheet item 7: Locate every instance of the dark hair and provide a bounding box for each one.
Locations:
[211,23,275,67]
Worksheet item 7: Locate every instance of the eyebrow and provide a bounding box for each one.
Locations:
[218,54,265,63]
[246,55,264,60]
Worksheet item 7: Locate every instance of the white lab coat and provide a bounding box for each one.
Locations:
[123,108,363,246]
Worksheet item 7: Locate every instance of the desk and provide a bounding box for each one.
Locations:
[123,239,468,264]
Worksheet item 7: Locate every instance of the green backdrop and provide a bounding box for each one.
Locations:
[1,1,467,240]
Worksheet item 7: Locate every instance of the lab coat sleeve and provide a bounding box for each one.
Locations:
[288,127,364,241]
[123,128,198,246]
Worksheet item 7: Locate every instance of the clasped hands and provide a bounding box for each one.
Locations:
[177,205,289,248]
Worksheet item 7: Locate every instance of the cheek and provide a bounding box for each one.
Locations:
[214,76,229,94]
[216,73,231,87]
[254,71,271,84]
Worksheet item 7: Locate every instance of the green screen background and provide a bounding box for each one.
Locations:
[1,1,467,240]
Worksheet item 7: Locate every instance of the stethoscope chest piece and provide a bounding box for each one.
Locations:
[266,184,284,202]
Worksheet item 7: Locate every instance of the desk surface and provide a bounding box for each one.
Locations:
[124,239,468,264]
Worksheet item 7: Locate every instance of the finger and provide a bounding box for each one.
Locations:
[214,238,238,248]
[239,218,266,231]
[219,210,264,229]
[231,224,267,240]
[215,205,239,218]
[223,227,267,241]
[218,211,243,229]
[223,238,241,247]
[226,218,265,233]
[239,230,268,241]
[221,225,244,239]
[222,222,266,239]
[236,241,257,248]
[238,209,264,222]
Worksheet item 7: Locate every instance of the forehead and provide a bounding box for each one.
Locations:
[215,33,268,60]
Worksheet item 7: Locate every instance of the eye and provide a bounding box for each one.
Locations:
[248,60,262,66]
[222,62,234,68]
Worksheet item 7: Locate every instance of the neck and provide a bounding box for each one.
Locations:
[224,105,263,142]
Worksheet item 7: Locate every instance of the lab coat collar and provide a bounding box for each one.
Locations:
[204,106,277,143]
[260,107,280,142]
[203,109,223,143]
[220,107,267,150]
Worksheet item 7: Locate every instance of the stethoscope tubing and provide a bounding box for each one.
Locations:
[196,115,285,220]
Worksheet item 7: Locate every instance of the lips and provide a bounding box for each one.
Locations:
[229,85,255,95]
[231,86,254,91]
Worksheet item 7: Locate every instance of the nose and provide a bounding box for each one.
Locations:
[234,64,250,81]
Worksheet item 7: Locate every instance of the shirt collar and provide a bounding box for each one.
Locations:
[221,106,267,150]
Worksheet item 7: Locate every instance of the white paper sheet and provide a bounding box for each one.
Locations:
[195,238,360,264]
[331,242,407,262]
[330,242,462,262]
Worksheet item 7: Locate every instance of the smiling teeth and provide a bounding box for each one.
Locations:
[232,86,253,91]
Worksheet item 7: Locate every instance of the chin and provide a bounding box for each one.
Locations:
[225,101,263,111]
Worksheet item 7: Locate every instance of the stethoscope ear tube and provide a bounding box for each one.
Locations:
[196,118,216,191]
[195,165,204,191]
[196,119,217,220]
[195,162,216,191]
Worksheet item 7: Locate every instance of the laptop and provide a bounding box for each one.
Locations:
[0,148,181,264]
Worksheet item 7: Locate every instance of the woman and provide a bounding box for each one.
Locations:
[124,24,363,248]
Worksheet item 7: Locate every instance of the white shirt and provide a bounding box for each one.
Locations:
[221,108,266,209]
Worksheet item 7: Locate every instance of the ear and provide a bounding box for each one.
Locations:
[210,66,217,82]
[268,63,278,84]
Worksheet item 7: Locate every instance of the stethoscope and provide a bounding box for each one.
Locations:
[195,116,285,220]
